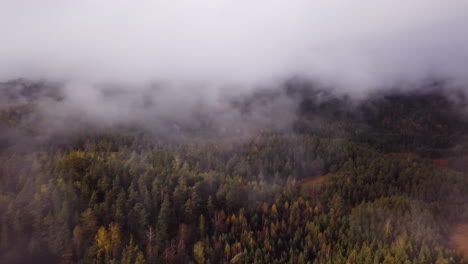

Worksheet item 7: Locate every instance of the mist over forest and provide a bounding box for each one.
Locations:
[1,1,468,264]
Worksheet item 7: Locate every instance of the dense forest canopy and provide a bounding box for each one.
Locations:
[1,80,468,263]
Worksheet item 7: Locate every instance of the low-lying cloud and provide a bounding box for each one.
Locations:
[1,0,467,132]
[1,0,468,88]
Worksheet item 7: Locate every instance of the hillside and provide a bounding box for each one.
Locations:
[1,84,468,263]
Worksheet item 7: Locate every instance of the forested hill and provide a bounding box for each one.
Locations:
[1,82,468,263]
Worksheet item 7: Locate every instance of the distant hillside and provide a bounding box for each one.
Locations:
[1,82,468,263]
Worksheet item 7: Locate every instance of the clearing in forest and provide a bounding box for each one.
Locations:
[450,223,468,256]
[301,175,325,189]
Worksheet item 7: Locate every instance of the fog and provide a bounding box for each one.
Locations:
[1,0,468,130]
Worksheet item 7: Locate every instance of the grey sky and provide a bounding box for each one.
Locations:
[1,0,467,92]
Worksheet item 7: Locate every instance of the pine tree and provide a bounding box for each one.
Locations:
[156,194,171,245]
[194,241,206,264]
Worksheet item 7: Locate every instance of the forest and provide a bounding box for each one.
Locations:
[1,81,468,263]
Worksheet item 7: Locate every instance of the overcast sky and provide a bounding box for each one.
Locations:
[1,0,467,95]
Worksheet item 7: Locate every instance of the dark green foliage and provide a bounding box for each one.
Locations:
[1,91,468,263]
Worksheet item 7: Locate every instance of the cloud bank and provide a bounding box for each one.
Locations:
[1,0,467,89]
[1,0,468,134]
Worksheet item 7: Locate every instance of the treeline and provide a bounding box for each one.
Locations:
[1,131,468,263]
[1,88,468,263]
